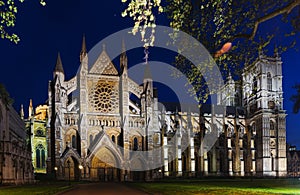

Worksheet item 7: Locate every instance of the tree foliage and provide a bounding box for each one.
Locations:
[0,0,45,43]
[165,0,299,103]
[122,0,300,104]
[121,0,163,48]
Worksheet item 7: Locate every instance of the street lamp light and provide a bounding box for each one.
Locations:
[67,160,70,185]
[54,167,58,180]
[79,165,83,181]
[250,169,254,182]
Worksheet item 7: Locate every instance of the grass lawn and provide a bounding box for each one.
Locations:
[0,181,73,195]
[131,178,300,195]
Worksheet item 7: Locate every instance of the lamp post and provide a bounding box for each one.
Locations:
[158,169,162,180]
[54,167,58,180]
[250,169,254,182]
[67,160,70,185]
[79,165,83,181]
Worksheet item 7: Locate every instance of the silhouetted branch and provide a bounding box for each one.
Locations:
[230,0,300,42]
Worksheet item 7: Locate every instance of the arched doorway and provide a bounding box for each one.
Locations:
[90,147,120,182]
[131,158,145,181]
[64,156,79,181]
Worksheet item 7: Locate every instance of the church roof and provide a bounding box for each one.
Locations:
[54,53,64,74]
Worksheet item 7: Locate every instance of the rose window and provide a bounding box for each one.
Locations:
[89,81,118,113]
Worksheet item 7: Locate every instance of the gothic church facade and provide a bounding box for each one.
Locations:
[23,100,48,174]
[46,37,287,181]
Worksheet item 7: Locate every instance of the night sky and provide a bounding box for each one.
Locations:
[0,0,299,148]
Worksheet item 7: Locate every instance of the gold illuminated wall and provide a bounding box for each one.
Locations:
[24,102,48,174]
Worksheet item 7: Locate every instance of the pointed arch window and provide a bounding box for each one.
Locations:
[36,144,46,168]
[41,149,45,168]
[72,135,76,148]
[182,154,186,172]
[251,123,256,135]
[112,135,115,143]
[133,137,138,151]
[267,72,272,91]
[36,149,40,168]
[118,134,123,146]
[252,76,257,94]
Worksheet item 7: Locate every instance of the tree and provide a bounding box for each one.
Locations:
[167,0,299,103]
[291,84,300,113]
[0,0,45,43]
[122,0,300,103]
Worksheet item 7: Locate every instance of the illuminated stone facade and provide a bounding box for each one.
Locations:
[241,52,287,177]
[287,146,300,177]
[47,38,287,181]
[23,100,48,174]
[215,52,287,177]
[0,95,34,184]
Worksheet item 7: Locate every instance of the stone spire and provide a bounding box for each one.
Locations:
[20,104,24,120]
[80,34,87,62]
[227,71,234,82]
[28,99,34,118]
[54,53,64,74]
[120,39,128,74]
[122,38,126,53]
[144,63,152,80]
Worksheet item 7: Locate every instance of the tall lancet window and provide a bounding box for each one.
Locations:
[133,137,138,151]
[270,120,275,130]
[267,72,272,91]
[72,135,76,148]
[36,149,40,168]
[36,144,46,168]
[252,76,257,94]
[41,149,45,168]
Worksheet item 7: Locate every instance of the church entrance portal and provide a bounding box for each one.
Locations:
[91,147,120,181]
[97,164,116,181]
[64,156,80,181]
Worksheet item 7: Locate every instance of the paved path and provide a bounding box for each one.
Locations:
[59,182,155,195]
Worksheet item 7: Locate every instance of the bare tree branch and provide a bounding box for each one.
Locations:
[230,0,300,42]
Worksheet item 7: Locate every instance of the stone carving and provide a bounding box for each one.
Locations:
[88,80,119,113]
[89,51,118,75]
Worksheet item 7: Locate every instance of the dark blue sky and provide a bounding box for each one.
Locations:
[0,0,299,148]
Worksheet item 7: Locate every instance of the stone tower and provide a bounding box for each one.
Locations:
[242,51,287,177]
[23,100,48,174]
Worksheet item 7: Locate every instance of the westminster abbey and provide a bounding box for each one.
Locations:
[43,37,287,181]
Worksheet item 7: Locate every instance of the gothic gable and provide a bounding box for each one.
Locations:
[87,131,122,163]
[89,50,118,76]
[60,147,81,162]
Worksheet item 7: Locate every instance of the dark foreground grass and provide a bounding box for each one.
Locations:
[131,178,300,195]
[0,181,73,195]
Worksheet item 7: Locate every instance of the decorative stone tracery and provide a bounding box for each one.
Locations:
[88,80,119,113]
